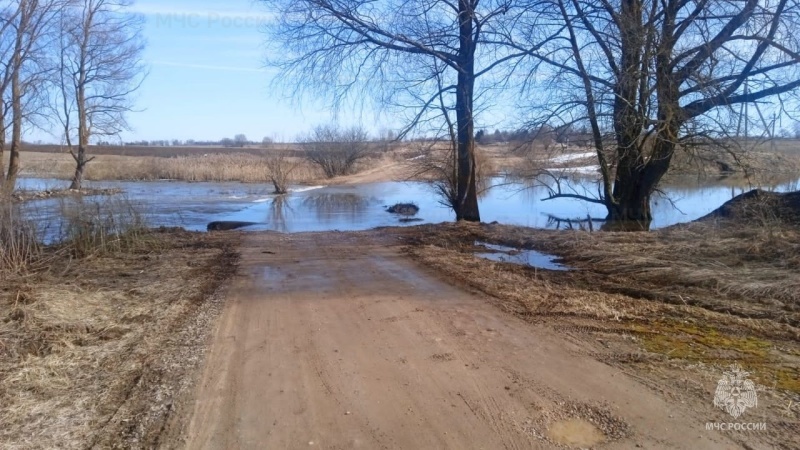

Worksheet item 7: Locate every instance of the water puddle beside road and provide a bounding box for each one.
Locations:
[474,242,571,271]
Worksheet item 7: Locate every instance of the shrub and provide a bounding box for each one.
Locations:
[300,125,371,178]
[407,141,494,210]
[265,153,298,194]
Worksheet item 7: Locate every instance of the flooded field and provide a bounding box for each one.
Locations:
[15,175,800,238]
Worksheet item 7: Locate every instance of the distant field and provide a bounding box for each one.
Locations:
[20,144,302,158]
[3,138,797,185]
[756,138,800,155]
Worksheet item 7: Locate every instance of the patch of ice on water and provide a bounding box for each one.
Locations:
[548,152,596,163]
[290,185,325,193]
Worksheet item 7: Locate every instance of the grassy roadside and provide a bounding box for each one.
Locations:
[396,216,799,447]
[0,226,240,449]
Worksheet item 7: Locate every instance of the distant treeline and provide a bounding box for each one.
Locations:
[119,126,584,148]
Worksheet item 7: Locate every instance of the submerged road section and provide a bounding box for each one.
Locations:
[179,231,736,449]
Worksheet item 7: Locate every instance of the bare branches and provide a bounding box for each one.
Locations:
[516,0,800,224]
[1,0,66,192]
[53,0,145,189]
[264,0,538,221]
[265,153,298,194]
[300,124,371,178]
[542,193,606,205]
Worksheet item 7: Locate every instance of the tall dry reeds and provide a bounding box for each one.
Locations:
[1,195,157,274]
[15,151,322,183]
[54,196,151,257]
[0,203,42,273]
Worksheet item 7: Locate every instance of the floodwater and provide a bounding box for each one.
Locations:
[475,242,571,271]
[14,175,800,237]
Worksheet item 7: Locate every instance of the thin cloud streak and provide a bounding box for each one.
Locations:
[150,60,272,73]
[129,4,275,22]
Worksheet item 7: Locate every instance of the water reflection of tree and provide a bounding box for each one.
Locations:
[302,194,372,222]
[545,214,606,232]
[267,195,294,232]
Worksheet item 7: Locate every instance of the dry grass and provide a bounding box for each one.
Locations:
[53,196,153,257]
[8,141,799,187]
[3,194,158,266]
[0,197,241,447]
[396,217,800,399]
[8,151,322,184]
[0,203,43,273]
[400,219,799,329]
[398,219,799,449]
[0,229,239,449]
[470,221,800,327]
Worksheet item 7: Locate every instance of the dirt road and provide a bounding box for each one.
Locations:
[178,232,739,449]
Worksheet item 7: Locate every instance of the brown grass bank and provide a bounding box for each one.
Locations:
[8,151,320,184]
[6,149,411,186]
[395,217,799,447]
[6,140,799,187]
[0,228,240,449]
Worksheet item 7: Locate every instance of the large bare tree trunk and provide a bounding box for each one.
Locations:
[69,75,88,190]
[69,145,88,189]
[530,0,798,230]
[4,47,22,194]
[605,1,680,228]
[608,171,653,224]
[69,6,90,191]
[454,0,480,222]
[0,113,6,184]
[455,75,480,221]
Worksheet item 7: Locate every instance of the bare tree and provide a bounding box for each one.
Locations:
[233,133,248,148]
[261,0,535,222]
[407,64,494,209]
[0,0,64,194]
[54,0,145,190]
[0,5,18,182]
[265,152,297,194]
[518,0,800,227]
[408,139,494,211]
[300,124,370,178]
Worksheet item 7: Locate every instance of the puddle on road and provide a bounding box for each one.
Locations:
[262,266,287,283]
[547,418,606,447]
[474,242,571,271]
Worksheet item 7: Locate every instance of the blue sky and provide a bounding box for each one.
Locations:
[25,0,518,144]
[126,0,333,142]
[34,0,356,144]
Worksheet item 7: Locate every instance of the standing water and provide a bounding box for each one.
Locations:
[14,175,800,236]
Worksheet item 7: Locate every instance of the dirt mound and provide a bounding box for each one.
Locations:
[700,189,800,224]
[386,202,420,215]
